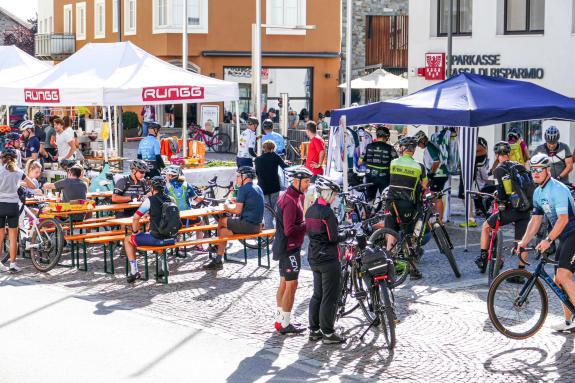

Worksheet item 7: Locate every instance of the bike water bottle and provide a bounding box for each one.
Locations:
[413,219,423,237]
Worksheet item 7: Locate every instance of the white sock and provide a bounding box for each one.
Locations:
[129,260,138,274]
[275,307,282,323]
[9,262,16,268]
[281,311,291,327]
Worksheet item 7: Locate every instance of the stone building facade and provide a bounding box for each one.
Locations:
[0,7,31,45]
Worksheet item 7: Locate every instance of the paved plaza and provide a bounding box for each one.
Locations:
[1,211,574,382]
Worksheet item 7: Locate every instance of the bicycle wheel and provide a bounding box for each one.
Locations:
[212,133,232,153]
[487,231,504,285]
[368,228,409,288]
[487,269,548,339]
[336,258,358,320]
[432,223,461,278]
[351,264,376,322]
[240,204,276,249]
[376,282,397,350]
[29,219,64,272]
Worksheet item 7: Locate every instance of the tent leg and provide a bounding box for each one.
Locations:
[235,100,241,154]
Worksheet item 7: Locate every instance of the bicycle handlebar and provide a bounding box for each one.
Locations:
[512,245,557,266]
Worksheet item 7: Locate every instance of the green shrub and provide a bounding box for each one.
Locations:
[122,111,140,130]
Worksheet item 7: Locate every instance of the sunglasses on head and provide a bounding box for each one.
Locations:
[530,167,547,174]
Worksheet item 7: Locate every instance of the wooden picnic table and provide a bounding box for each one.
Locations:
[39,202,141,219]
[106,204,231,227]
[25,191,113,205]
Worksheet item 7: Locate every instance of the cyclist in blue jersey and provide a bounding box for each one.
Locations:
[517,153,575,332]
[262,119,285,156]
[137,122,165,178]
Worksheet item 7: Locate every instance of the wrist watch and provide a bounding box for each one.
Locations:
[545,236,553,242]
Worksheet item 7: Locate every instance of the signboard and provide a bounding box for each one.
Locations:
[223,67,270,84]
[200,105,220,131]
[142,86,204,102]
[25,89,60,103]
[425,53,446,80]
[449,54,544,79]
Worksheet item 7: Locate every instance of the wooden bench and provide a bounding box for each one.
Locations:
[81,224,219,275]
[137,229,276,284]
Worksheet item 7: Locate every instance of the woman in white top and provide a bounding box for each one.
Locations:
[0,149,37,272]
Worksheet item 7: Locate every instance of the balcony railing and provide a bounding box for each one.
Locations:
[35,34,76,60]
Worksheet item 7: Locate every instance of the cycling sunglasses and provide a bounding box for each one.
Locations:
[530,167,547,174]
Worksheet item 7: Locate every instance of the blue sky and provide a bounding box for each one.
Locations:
[0,0,37,22]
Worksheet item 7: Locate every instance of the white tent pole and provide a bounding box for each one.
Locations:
[6,105,9,126]
[107,106,113,158]
[182,0,189,158]
[341,116,348,192]
[235,100,241,154]
[114,106,119,155]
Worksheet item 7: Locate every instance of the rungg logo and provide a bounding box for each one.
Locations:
[24,89,60,103]
[142,86,204,102]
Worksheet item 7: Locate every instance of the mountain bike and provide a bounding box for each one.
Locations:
[189,125,232,153]
[467,191,505,285]
[487,248,575,339]
[369,189,460,286]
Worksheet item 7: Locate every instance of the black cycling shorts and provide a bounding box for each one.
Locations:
[0,202,19,229]
[279,248,301,281]
[429,176,448,192]
[227,218,262,235]
[384,199,419,233]
[486,209,530,241]
[556,233,575,273]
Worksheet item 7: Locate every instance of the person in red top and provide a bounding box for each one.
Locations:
[305,121,326,178]
[272,166,313,334]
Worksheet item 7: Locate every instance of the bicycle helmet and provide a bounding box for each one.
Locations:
[130,159,150,173]
[477,137,488,150]
[150,176,166,191]
[529,153,551,168]
[148,121,161,132]
[33,111,45,123]
[493,141,511,155]
[375,125,390,138]
[247,117,259,127]
[398,136,418,149]
[262,119,273,130]
[544,126,560,144]
[237,166,256,179]
[19,120,34,132]
[5,132,21,142]
[285,166,313,180]
[414,130,427,143]
[315,175,341,193]
[1,148,17,159]
[507,127,520,139]
[163,164,182,178]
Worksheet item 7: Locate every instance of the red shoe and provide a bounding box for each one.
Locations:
[274,322,281,331]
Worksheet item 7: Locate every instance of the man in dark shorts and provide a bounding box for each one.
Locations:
[476,141,530,273]
[112,160,151,218]
[272,166,312,334]
[203,166,264,270]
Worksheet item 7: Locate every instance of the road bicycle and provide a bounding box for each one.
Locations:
[487,247,575,339]
[189,125,232,153]
[369,189,460,286]
[2,203,64,272]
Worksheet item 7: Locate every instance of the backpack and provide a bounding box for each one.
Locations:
[505,162,536,212]
[157,198,182,238]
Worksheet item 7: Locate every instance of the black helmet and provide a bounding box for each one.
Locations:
[285,166,313,180]
[399,136,417,149]
[414,130,427,143]
[494,141,511,155]
[6,132,21,142]
[247,117,259,127]
[1,148,17,159]
[507,127,521,139]
[263,119,273,129]
[150,176,166,191]
[33,111,45,123]
[318,112,325,119]
[130,159,150,173]
[477,137,488,150]
[237,166,256,179]
[148,122,161,132]
[375,125,390,138]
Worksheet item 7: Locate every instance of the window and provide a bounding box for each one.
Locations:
[112,0,118,32]
[437,0,472,36]
[94,0,105,38]
[505,0,545,34]
[48,16,53,33]
[503,120,543,153]
[266,0,307,35]
[153,0,208,34]
[76,2,86,40]
[125,0,136,35]
[63,4,73,34]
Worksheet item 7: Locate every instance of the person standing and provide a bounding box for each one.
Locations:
[359,125,398,201]
[53,118,77,163]
[533,126,573,184]
[236,117,258,168]
[415,130,448,222]
[164,104,175,128]
[137,122,165,178]
[304,121,325,178]
[272,166,312,334]
[141,105,156,137]
[44,117,57,161]
[19,120,40,161]
[261,119,285,156]
[32,112,48,160]
[305,175,345,344]
[255,140,289,228]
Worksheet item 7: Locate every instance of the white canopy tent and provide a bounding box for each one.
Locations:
[0,41,240,158]
[338,68,407,90]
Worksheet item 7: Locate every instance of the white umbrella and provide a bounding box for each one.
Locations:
[338,68,407,90]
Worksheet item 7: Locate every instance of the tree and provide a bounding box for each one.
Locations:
[3,16,37,56]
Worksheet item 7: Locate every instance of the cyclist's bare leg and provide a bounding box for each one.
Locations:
[276,277,286,307]
[282,280,298,312]
[555,268,575,321]
[434,199,444,224]
[480,221,492,250]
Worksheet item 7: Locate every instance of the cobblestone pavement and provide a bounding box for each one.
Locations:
[2,213,575,382]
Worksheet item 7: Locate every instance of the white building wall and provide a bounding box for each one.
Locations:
[38,0,54,34]
[408,0,575,175]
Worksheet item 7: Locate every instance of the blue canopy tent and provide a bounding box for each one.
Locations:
[330,73,575,249]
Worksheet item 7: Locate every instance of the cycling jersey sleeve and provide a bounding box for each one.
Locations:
[154,139,161,156]
[391,147,399,160]
[553,187,572,216]
[113,177,127,195]
[187,184,197,200]
[325,210,339,244]
[135,198,151,217]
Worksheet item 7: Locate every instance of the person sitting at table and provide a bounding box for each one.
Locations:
[123,176,177,283]
[162,165,206,250]
[44,163,89,222]
[203,166,264,270]
[112,160,151,218]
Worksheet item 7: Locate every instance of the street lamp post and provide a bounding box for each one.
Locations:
[117,0,123,157]
[182,0,189,157]
[447,0,453,78]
